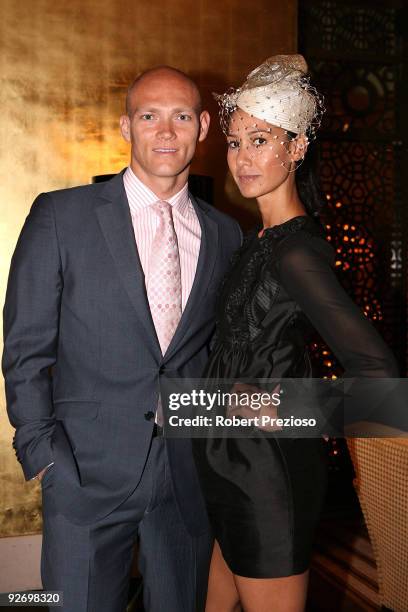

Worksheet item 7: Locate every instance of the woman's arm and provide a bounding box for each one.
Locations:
[275,236,401,432]
[276,238,398,378]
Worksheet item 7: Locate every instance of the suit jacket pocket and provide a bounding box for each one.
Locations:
[53,400,100,420]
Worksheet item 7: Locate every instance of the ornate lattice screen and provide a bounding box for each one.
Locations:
[299,0,406,376]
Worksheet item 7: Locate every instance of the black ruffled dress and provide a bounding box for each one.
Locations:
[193,215,397,578]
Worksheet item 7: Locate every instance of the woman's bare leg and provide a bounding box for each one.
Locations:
[234,570,309,612]
[205,540,241,612]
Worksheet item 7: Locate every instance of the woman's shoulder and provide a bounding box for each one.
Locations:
[260,215,335,268]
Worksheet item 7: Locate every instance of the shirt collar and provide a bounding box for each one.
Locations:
[124,166,191,218]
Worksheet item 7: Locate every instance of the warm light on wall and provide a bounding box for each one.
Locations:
[0,0,297,537]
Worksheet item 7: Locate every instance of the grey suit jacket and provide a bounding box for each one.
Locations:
[2,169,242,533]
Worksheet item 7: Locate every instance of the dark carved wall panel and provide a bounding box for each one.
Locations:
[312,61,397,136]
[299,0,406,374]
[300,1,400,58]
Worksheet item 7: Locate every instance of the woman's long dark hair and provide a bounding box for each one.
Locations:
[288,131,326,218]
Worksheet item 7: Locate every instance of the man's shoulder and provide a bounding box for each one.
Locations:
[35,173,125,221]
[44,181,106,205]
[27,185,100,227]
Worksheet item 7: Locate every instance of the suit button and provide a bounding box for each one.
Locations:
[159,366,165,375]
[144,411,155,421]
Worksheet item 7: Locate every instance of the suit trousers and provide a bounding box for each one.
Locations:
[40,435,213,612]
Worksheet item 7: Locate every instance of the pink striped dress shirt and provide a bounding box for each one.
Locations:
[123,167,201,310]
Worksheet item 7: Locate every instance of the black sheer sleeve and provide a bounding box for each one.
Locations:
[275,235,398,378]
[274,234,402,432]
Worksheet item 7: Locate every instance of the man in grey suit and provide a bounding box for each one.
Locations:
[2,66,242,611]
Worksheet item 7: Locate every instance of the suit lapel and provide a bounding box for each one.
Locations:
[95,171,161,359]
[163,193,219,361]
[95,173,219,363]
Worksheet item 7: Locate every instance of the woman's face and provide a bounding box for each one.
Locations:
[226,108,304,199]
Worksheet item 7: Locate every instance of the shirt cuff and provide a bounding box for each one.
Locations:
[30,462,55,481]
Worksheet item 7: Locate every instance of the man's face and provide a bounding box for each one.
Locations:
[120,72,210,183]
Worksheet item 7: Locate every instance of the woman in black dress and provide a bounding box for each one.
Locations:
[192,55,398,611]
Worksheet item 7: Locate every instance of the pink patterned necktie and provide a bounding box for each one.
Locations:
[147,201,182,426]
[147,200,182,354]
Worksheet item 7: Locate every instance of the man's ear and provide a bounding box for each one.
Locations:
[198,110,210,143]
[120,115,131,143]
[288,134,309,162]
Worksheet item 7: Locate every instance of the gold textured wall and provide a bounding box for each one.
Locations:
[0,0,297,536]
